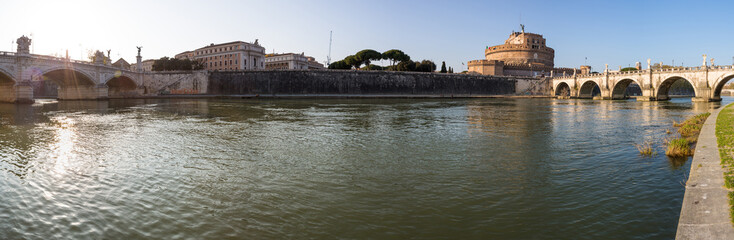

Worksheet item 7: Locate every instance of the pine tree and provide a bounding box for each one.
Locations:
[448,67,453,73]
[440,61,447,73]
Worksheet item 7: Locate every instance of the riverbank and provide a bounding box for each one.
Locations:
[109,94,554,99]
[676,103,734,239]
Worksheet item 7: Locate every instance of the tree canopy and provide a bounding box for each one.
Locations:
[330,48,442,73]
[382,49,410,67]
[355,49,382,68]
[344,55,361,69]
[620,67,638,72]
[328,60,351,70]
[152,57,205,71]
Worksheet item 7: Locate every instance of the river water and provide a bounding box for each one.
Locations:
[0,97,730,239]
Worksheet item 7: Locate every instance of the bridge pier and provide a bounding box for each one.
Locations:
[0,83,34,104]
[15,84,34,103]
[57,85,108,100]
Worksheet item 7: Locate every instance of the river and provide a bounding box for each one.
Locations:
[0,97,730,239]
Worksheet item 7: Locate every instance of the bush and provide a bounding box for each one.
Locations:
[666,138,692,157]
[328,60,351,70]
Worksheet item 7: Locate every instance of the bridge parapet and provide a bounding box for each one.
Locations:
[551,66,734,80]
[551,63,734,102]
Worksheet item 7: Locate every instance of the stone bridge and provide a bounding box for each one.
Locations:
[551,61,734,102]
[0,51,146,103]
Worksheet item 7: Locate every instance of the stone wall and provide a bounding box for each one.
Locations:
[141,71,208,95]
[207,70,523,96]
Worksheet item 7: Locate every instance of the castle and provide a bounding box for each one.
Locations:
[468,25,583,77]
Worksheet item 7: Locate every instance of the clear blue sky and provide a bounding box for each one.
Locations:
[2,0,733,72]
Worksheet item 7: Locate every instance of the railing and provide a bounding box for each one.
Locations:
[552,65,734,79]
[0,51,92,65]
[28,53,92,64]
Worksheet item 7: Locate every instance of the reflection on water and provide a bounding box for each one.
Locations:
[0,97,729,239]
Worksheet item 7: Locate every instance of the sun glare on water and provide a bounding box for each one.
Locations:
[49,117,78,175]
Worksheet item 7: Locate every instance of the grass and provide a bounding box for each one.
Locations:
[716,104,734,225]
[665,113,710,157]
[666,138,693,157]
[635,141,655,156]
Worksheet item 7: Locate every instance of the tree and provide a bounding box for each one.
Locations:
[344,55,361,69]
[355,49,382,69]
[440,61,447,73]
[396,60,416,71]
[415,60,436,72]
[620,67,638,72]
[328,60,351,69]
[382,49,410,68]
[364,64,384,70]
[152,57,204,71]
[448,67,453,73]
[88,50,110,64]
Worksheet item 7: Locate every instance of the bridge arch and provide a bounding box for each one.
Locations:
[554,82,571,97]
[0,67,17,102]
[39,67,98,100]
[0,67,16,85]
[656,76,696,101]
[611,78,642,99]
[105,75,139,97]
[578,80,601,99]
[41,67,96,87]
[712,74,734,100]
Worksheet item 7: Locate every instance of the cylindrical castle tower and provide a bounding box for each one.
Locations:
[484,31,554,68]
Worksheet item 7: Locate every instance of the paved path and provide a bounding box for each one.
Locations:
[676,103,734,239]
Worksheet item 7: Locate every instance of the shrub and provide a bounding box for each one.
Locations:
[666,138,692,157]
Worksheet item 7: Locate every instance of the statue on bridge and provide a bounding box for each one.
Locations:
[136,46,142,57]
[16,35,31,54]
[703,54,707,67]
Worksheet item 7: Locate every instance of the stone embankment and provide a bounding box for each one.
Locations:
[676,103,734,239]
[205,70,544,97]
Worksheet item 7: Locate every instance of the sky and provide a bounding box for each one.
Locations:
[2,0,734,72]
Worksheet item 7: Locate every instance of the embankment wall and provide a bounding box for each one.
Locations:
[206,70,534,97]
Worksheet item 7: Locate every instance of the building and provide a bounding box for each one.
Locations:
[468,25,577,77]
[174,40,266,71]
[111,58,130,70]
[265,53,324,70]
[130,59,155,72]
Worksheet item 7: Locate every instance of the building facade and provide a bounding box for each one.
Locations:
[265,53,324,70]
[130,59,155,72]
[468,26,577,77]
[175,40,266,71]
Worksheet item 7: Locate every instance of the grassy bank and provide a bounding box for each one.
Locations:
[716,104,734,224]
[661,113,710,157]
